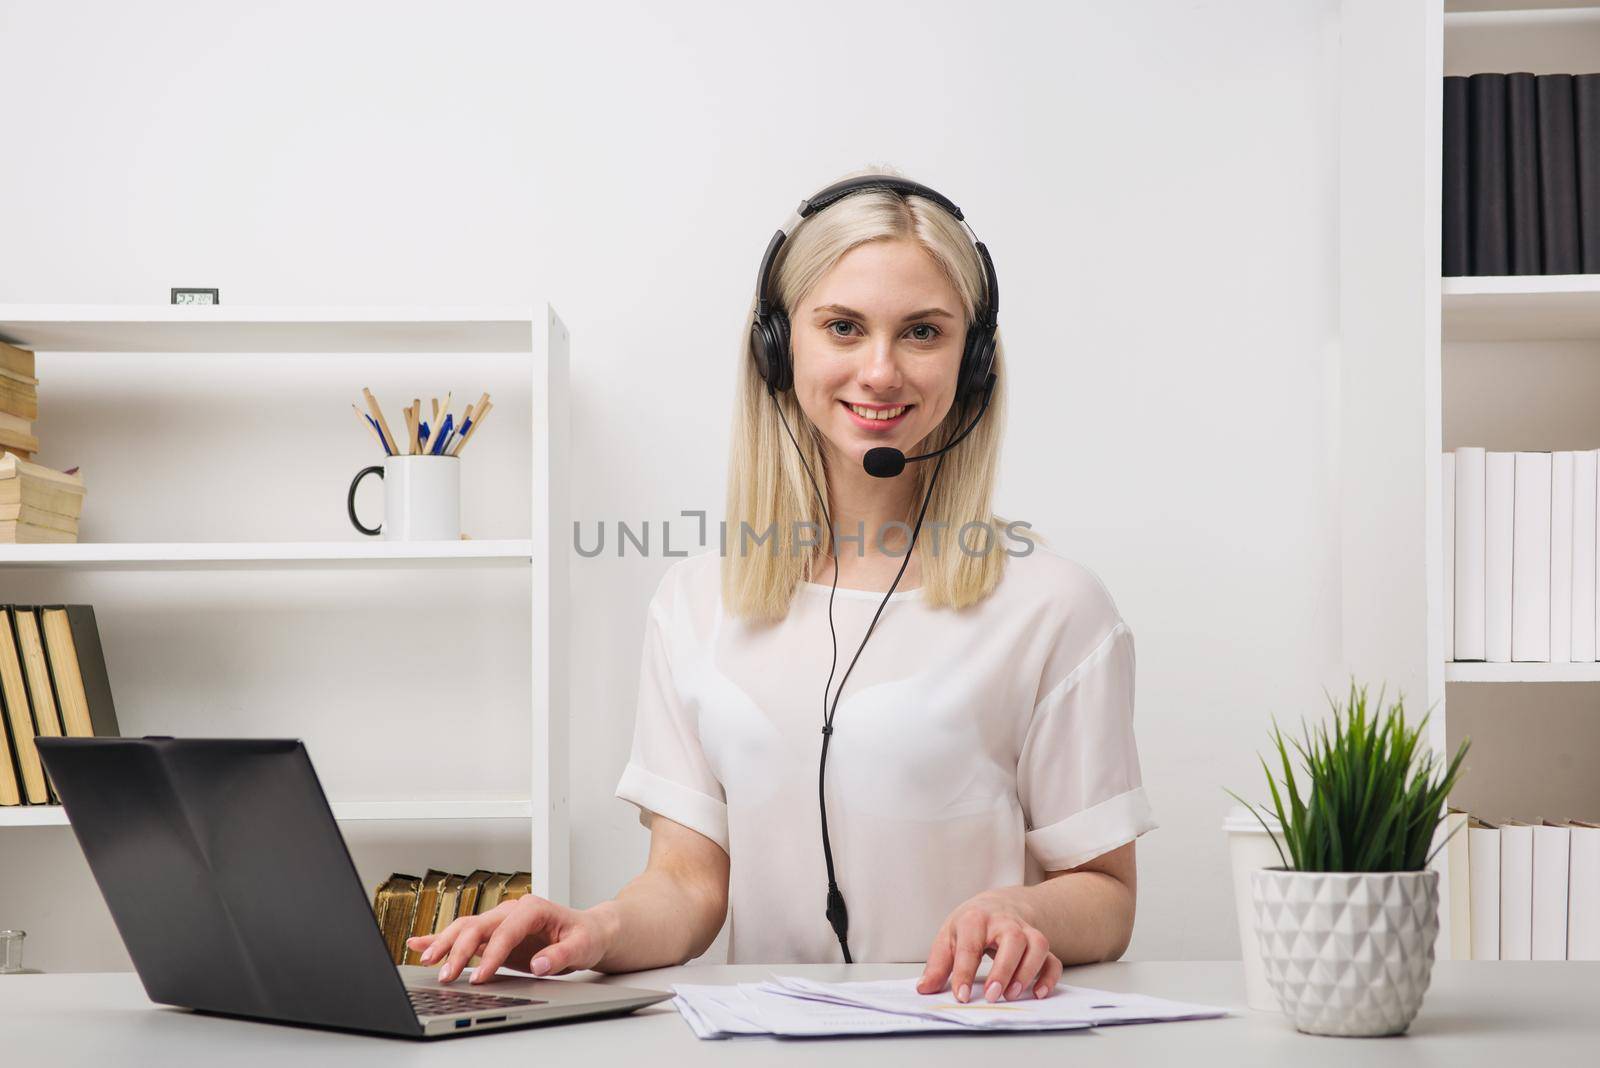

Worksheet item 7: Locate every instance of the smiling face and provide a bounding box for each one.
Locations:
[790,238,968,472]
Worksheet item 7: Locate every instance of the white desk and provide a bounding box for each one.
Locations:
[4,961,1597,1065]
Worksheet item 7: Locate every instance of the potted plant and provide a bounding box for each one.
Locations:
[1228,681,1469,1037]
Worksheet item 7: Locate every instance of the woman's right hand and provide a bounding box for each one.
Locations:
[406,894,617,984]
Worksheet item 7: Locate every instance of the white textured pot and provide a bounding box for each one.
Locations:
[1249,867,1439,1037]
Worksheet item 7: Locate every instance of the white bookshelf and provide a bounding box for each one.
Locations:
[1366,0,1600,960]
[0,303,571,903]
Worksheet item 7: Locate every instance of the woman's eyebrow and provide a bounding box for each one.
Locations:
[812,303,957,321]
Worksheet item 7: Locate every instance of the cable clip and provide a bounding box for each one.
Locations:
[820,724,833,736]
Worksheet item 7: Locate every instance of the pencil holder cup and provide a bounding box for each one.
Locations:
[348,455,460,540]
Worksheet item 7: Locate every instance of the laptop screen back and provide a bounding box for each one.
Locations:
[37,737,419,1036]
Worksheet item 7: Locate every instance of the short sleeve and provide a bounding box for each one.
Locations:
[1017,619,1157,871]
[613,568,730,854]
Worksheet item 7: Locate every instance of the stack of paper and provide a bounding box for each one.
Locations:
[670,976,1228,1039]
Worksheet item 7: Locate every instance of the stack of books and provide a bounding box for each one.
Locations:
[0,453,85,543]
[1444,810,1600,961]
[372,869,533,965]
[0,605,119,807]
[1442,72,1600,276]
[0,341,39,461]
[1442,447,1600,662]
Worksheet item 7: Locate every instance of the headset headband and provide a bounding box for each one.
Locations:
[756,175,998,327]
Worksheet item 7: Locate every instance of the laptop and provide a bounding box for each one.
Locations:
[35,736,671,1039]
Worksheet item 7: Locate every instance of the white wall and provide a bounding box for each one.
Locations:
[0,0,1343,969]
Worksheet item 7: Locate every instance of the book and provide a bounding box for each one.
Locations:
[1551,452,1575,662]
[0,676,19,805]
[0,483,85,521]
[501,871,533,904]
[1444,453,1456,661]
[1578,74,1600,273]
[0,424,38,455]
[1507,73,1542,275]
[0,521,75,544]
[1574,451,1598,661]
[11,608,66,747]
[0,341,33,380]
[1455,447,1487,661]
[0,608,49,804]
[404,870,451,966]
[476,871,515,914]
[1538,74,1582,275]
[1511,452,1552,660]
[1470,73,1510,275]
[1570,820,1600,960]
[459,869,493,917]
[0,381,37,422]
[0,453,85,493]
[1469,818,1501,960]
[1445,809,1471,960]
[432,872,467,935]
[1500,820,1535,960]
[1444,76,1471,276]
[1532,822,1571,960]
[0,507,77,534]
[39,606,119,738]
[1484,452,1515,662]
[373,873,422,965]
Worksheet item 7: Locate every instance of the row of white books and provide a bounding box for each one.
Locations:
[1443,811,1600,960]
[1443,447,1600,662]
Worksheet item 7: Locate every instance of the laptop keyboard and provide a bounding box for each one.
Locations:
[408,987,545,1017]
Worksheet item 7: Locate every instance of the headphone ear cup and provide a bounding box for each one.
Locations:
[958,327,995,401]
[769,310,793,392]
[752,312,791,392]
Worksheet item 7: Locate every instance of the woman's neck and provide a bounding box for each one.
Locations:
[815,452,922,590]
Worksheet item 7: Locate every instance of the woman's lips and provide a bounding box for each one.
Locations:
[840,400,912,431]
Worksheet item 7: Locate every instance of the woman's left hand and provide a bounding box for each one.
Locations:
[916,891,1062,1003]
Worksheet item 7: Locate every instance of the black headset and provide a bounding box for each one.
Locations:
[748,175,1001,963]
[751,175,1000,405]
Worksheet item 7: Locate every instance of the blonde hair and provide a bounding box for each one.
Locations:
[723,165,1037,622]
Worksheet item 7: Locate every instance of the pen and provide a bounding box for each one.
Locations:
[431,414,454,455]
[366,413,392,455]
[354,403,391,455]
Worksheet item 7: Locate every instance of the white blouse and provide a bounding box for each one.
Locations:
[614,541,1157,964]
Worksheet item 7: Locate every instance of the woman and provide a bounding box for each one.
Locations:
[410,168,1157,1005]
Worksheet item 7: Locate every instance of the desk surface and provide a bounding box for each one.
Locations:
[4,961,1597,1065]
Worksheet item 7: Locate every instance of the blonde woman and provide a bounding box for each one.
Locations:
[410,169,1157,1006]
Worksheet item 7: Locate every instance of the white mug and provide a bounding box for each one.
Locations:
[347,455,460,541]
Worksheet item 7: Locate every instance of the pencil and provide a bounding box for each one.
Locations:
[353,403,388,453]
[451,398,491,456]
[362,388,400,456]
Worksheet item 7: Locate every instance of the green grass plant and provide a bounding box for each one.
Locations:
[1227,681,1470,872]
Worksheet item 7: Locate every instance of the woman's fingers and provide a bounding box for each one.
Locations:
[470,902,553,984]
[947,910,989,1003]
[980,927,1029,1002]
[1006,929,1052,1001]
[916,922,955,994]
[529,922,595,977]
[405,933,435,955]
[439,914,499,983]
[1033,952,1064,1000]
[418,917,468,966]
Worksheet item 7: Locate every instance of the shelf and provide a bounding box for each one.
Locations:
[0,799,534,827]
[0,540,533,571]
[1447,1,1600,14]
[1446,661,1600,682]
[1443,275,1600,341]
[0,305,541,354]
